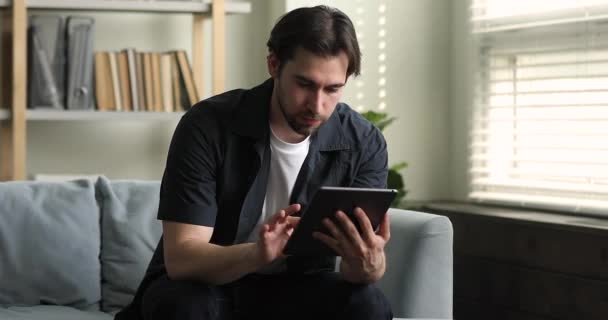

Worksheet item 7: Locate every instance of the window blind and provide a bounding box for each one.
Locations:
[470,0,608,215]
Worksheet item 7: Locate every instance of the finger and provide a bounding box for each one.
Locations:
[274,216,298,235]
[269,209,286,225]
[377,212,391,242]
[271,204,301,225]
[322,216,344,242]
[284,203,301,216]
[322,214,357,255]
[334,210,366,249]
[353,207,375,244]
[286,216,300,228]
[312,231,342,256]
[259,224,270,240]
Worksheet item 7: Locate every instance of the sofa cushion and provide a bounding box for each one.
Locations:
[0,306,112,320]
[0,179,101,308]
[96,176,162,313]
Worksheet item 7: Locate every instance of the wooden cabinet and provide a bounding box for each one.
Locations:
[426,202,608,320]
[0,0,251,180]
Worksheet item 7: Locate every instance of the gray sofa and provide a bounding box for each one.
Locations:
[0,176,453,319]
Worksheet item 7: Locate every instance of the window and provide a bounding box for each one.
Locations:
[470,0,608,215]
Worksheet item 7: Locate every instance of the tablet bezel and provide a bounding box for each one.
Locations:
[283,186,397,256]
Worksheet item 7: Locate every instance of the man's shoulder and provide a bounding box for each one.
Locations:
[187,88,248,121]
[333,103,383,143]
[183,79,272,127]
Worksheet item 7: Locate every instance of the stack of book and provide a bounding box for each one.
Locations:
[94,49,199,112]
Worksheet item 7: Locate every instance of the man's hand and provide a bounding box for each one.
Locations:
[313,207,390,284]
[255,203,301,264]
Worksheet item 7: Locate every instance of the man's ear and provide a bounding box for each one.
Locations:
[267,52,280,78]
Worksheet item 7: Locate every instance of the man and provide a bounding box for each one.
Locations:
[116,5,392,320]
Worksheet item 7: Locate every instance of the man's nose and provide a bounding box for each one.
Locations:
[307,90,323,114]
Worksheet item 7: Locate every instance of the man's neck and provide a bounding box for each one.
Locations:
[269,92,307,144]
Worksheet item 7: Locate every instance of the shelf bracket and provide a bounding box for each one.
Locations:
[10,0,27,180]
[212,0,225,95]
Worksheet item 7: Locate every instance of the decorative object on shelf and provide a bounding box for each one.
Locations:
[28,15,65,109]
[27,14,95,110]
[361,110,408,208]
[66,16,95,110]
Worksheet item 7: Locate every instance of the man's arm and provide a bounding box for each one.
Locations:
[163,204,301,285]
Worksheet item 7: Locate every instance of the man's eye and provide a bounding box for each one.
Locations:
[298,81,312,88]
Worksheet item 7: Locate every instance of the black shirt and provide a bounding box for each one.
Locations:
[116,79,388,319]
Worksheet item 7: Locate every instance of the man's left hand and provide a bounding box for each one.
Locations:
[313,207,390,284]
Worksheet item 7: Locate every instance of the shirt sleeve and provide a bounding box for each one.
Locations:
[351,127,389,189]
[157,113,220,227]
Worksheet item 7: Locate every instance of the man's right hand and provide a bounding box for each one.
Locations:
[255,203,301,264]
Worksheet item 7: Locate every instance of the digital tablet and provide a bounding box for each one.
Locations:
[283,186,397,256]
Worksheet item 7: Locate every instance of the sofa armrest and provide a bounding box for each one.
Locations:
[376,208,453,319]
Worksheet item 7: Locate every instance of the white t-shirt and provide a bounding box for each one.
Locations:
[247,126,310,242]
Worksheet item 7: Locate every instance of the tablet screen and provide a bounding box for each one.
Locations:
[283,186,397,256]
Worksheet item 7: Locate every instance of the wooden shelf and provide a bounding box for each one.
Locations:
[0,109,187,121]
[1,0,241,180]
[26,110,185,121]
[22,0,251,14]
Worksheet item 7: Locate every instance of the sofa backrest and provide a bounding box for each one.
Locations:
[96,176,162,313]
[378,208,453,318]
[0,179,101,309]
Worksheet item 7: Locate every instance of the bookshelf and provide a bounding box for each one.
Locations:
[25,0,250,13]
[0,0,251,180]
[27,110,186,121]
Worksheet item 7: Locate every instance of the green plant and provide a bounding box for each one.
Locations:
[361,110,408,207]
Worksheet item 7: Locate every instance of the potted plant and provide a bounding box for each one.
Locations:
[361,110,408,208]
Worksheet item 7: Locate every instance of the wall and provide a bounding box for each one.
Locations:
[282,0,452,202]
[5,0,457,203]
[449,0,475,201]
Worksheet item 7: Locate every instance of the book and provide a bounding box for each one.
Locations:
[108,51,122,111]
[94,51,115,111]
[143,52,154,112]
[117,50,132,111]
[135,52,146,112]
[174,50,198,107]
[125,48,139,111]
[171,53,182,111]
[160,53,173,112]
[151,52,162,112]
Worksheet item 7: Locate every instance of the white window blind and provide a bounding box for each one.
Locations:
[470,0,608,215]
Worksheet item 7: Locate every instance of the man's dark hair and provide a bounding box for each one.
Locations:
[266,5,361,77]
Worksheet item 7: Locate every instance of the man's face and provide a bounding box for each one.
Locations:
[268,47,349,139]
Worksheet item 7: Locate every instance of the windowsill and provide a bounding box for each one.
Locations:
[423,201,608,235]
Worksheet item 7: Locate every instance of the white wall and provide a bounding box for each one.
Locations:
[449,0,475,201]
[7,0,460,203]
[282,0,452,201]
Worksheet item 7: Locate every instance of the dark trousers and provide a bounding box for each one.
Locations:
[140,272,393,320]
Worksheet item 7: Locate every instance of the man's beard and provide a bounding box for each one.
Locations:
[276,83,324,137]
